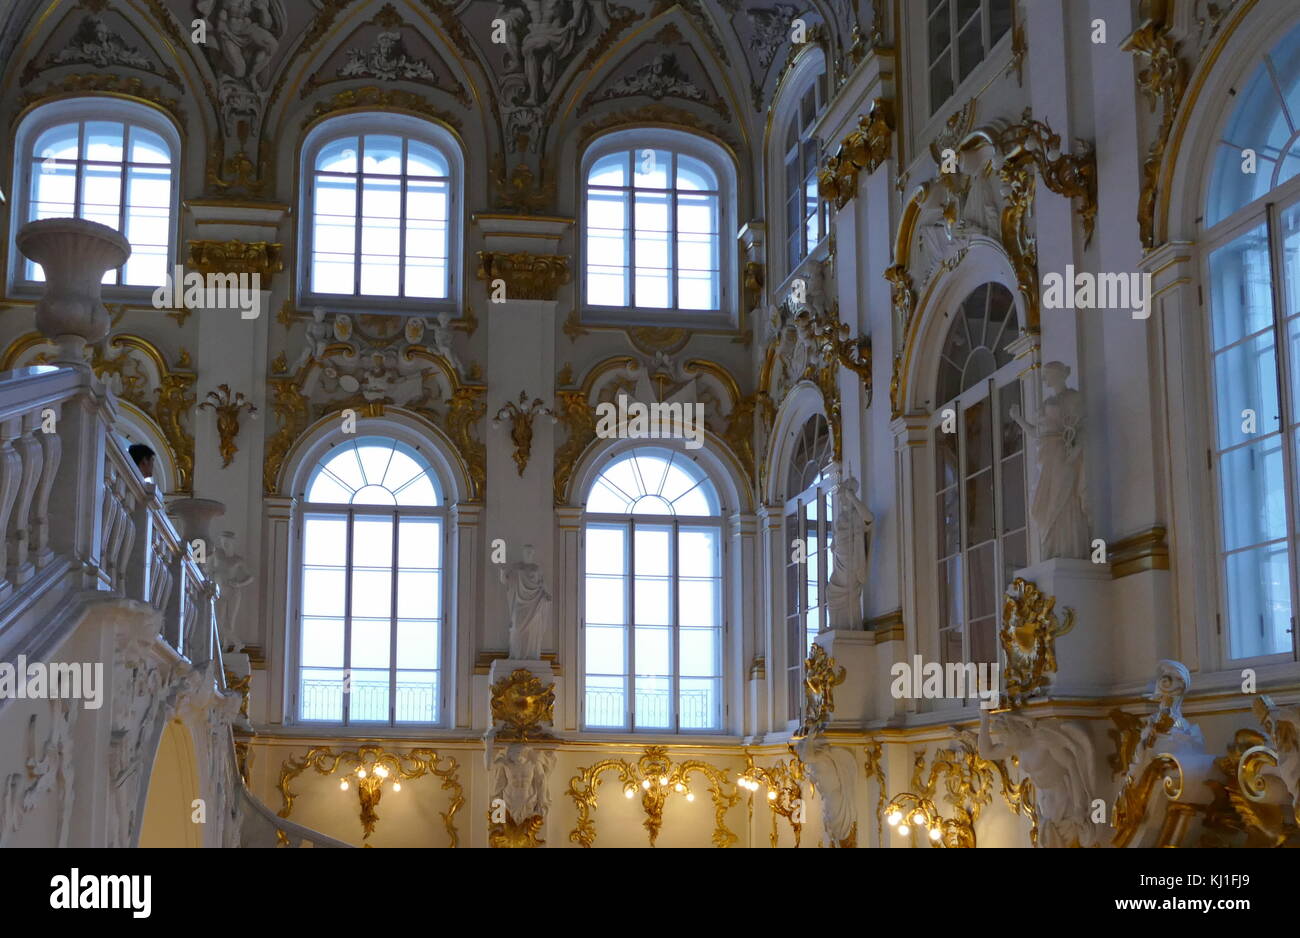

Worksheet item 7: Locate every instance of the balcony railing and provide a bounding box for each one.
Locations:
[300,678,439,724]
[584,685,717,730]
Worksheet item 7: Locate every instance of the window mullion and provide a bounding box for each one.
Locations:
[343,510,355,725]
[1264,201,1300,660]
[354,136,365,296]
[399,137,409,300]
[671,518,680,733]
[389,508,399,725]
[628,518,636,732]
[117,124,128,286]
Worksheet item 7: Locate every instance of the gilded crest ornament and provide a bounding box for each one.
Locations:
[489,669,556,739]
[799,643,846,736]
[999,577,1076,708]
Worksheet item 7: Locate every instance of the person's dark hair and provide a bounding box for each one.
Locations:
[128,443,156,470]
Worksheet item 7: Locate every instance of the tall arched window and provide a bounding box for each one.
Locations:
[295,437,447,726]
[783,68,827,272]
[783,415,834,721]
[931,282,1025,669]
[583,129,735,328]
[10,98,178,289]
[1202,19,1300,661]
[582,446,724,732]
[299,114,460,311]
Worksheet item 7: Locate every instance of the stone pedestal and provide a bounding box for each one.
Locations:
[813,630,874,729]
[1013,557,1113,697]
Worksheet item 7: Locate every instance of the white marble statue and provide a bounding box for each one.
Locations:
[210,530,254,652]
[794,733,859,846]
[487,743,556,824]
[827,474,873,631]
[499,544,551,660]
[430,312,463,378]
[499,0,591,106]
[1010,361,1089,560]
[978,710,1104,848]
[293,306,333,373]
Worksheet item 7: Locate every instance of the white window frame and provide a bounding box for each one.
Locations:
[579,447,728,734]
[778,59,828,278]
[580,127,738,330]
[297,113,463,316]
[288,435,452,729]
[1198,179,1300,667]
[919,0,1015,121]
[8,97,180,298]
[927,284,1026,694]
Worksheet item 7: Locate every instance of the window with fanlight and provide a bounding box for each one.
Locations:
[582,446,725,732]
[931,282,1026,674]
[10,98,178,290]
[1200,18,1300,663]
[295,436,447,726]
[783,415,835,722]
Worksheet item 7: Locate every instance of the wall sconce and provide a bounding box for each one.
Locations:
[884,792,946,844]
[737,754,806,847]
[339,759,403,839]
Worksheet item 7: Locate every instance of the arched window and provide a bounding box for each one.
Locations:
[782,415,834,721]
[582,446,724,732]
[295,436,447,726]
[924,0,1013,116]
[782,67,827,272]
[10,98,178,289]
[583,129,735,327]
[931,282,1025,670]
[299,114,460,310]
[1201,19,1300,661]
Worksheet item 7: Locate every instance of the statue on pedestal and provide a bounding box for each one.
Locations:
[210,530,254,652]
[500,544,551,660]
[1010,361,1089,560]
[827,474,873,630]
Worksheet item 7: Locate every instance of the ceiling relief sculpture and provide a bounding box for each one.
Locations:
[577,26,730,122]
[19,5,180,87]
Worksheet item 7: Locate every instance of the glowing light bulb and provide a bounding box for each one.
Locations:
[625,788,635,799]
[911,811,925,826]
[642,779,651,790]
[767,790,777,801]
[357,768,367,779]
[674,783,685,793]
[393,782,401,792]
[898,825,910,837]
[886,811,902,826]
[375,765,388,778]
[339,780,349,791]
[686,792,695,802]
[929,826,941,841]
[659,776,668,786]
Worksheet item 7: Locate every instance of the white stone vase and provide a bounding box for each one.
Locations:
[15,218,131,365]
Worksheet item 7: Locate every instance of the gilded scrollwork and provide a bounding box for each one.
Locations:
[566,746,739,848]
[817,97,894,209]
[277,745,463,846]
[738,753,806,847]
[489,668,556,739]
[476,251,571,301]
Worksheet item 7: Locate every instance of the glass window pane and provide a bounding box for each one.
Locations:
[1213,331,1282,449]
[585,676,626,727]
[586,574,626,624]
[1225,543,1293,659]
[303,514,348,565]
[399,517,441,569]
[351,569,392,619]
[1218,435,1289,551]
[352,515,393,567]
[634,675,672,729]
[1208,226,1274,350]
[396,621,438,670]
[633,149,670,188]
[635,577,670,625]
[302,568,345,616]
[678,528,719,577]
[679,628,717,677]
[350,620,391,670]
[317,137,359,172]
[300,669,344,721]
[679,677,718,729]
[301,617,344,668]
[395,671,437,723]
[397,570,439,619]
[965,398,992,474]
[635,525,671,575]
[589,151,628,186]
[586,624,625,674]
[349,669,390,721]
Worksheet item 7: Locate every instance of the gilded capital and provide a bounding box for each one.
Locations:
[476,251,571,301]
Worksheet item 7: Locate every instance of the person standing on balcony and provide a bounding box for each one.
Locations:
[128,443,156,480]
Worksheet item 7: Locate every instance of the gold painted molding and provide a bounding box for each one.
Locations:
[304,85,463,132]
[869,609,905,644]
[17,73,183,125]
[817,97,894,210]
[186,240,284,279]
[1109,525,1170,578]
[198,384,256,469]
[476,251,570,301]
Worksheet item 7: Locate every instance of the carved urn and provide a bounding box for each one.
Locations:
[15,218,131,365]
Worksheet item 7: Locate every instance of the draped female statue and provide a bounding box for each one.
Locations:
[500,544,551,660]
[1010,361,1089,561]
